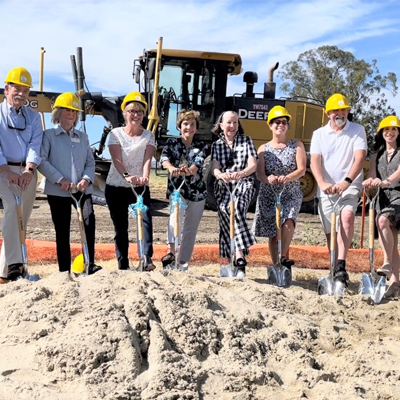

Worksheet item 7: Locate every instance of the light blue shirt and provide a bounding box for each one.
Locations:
[38,125,95,197]
[0,99,43,166]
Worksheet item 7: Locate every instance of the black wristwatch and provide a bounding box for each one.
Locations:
[25,167,34,174]
[344,176,353,184]
[123,172,130,178]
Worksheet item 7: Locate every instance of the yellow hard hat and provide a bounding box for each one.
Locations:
[53,92,82,112]
[4,67,33,88]
[267,105,292,123]
[72,254,85,274]
[121,91,148,112]
[325,93,351,114]
[377,115,400,134]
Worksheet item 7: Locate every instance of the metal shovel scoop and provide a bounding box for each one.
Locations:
[267,184,292,287]
[128,185,148,272]
[358,188,386,303]
[220,181,241,278]
[9,184,40,281]
[317,195,346,297]
[70,187,90,276]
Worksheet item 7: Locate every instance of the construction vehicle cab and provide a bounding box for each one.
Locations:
[135,48,328,206]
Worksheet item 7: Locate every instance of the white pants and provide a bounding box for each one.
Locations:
[0,166,37,278]
[167,198,205,263]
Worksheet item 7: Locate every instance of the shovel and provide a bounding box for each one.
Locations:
[9,184,40,281]
[220,181,242,278]
[165,178,188,271]
[267,184,292,287]
[70,187,90,276]
[317,195,346,297]
[128,185,148,272]
[358,188,386,303]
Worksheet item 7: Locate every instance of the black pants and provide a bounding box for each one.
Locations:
[105,184,153,269]
[47,193,96,272]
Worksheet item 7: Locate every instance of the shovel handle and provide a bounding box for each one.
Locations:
[174,203,179,237]
[330,211,336,251]
[77,207,87,245]
[137,209,144,241]
[369,207,374,250]
[276,202,281,241]
[15,203,25,245]
[230,199,235,239]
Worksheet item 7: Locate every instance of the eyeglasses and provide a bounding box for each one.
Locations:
[126,109,144,116]
[7,111,27,131]
[273,119,288,126]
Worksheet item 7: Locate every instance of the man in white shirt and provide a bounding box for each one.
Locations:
[310,93,367,284]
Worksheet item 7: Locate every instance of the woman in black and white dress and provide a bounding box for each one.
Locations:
[252,106,306,269]
[211,111,257,276]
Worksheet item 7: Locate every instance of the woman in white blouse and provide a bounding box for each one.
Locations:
[105,92,156,271]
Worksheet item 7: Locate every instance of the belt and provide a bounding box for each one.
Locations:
[7,161,26,167]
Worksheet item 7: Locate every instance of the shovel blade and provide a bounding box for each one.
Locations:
[268,265,292,287]
[318,275,345,297]
[220,264,237,278]
[359,273,386,304]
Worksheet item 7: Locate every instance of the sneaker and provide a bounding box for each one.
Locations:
[139,256,156,272]
[334,260,349,283]
[235,257,247,268]
[280,256,295,269]
[88,264,102,275]
[7,263,24,281]
[161,252,175,269]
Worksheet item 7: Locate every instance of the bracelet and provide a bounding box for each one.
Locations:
[385,178,392,186]
[242,170,247,177]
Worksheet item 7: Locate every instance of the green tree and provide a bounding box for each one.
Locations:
[278,45,398,147]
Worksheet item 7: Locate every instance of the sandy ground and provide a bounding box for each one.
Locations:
[1,188,400,399]
[0,264,399,400]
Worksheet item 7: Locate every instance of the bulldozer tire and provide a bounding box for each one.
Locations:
[300,169,317,203]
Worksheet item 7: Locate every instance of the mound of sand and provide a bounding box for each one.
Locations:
[0,266,399,400]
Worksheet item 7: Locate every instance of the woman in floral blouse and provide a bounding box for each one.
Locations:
[160,110,209,270]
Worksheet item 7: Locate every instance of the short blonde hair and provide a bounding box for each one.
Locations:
[176,109,200,129]
[51,108,78,127]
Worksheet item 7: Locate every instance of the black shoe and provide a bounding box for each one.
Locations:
[161,252,175,269]
[334,260,349,283]
[235,257,247,268]
[7,263,24,281]
[139,256,156,272]
[89,264,102,275]
[281,256,295,269]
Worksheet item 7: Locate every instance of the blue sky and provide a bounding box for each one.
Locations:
[2,0,400,151]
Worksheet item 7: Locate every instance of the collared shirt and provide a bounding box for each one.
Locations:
[211,133,257,173]
[160,137,209,201]
[310,120,367,197]
[0,99,43,166]
[38,125,95,197]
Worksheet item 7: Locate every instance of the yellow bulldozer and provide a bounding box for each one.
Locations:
[0,40,328,210]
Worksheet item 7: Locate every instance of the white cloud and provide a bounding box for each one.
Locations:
[1,0,399,110]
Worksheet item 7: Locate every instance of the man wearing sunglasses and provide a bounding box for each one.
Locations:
[0,67,43,283]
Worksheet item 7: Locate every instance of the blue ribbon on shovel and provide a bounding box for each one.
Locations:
[128,195,148,218]
[169,189,188,212]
